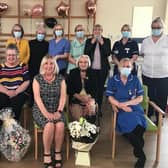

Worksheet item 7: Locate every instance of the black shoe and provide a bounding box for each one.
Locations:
[134,153,146,168]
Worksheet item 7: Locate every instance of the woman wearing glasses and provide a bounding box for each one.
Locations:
[0,44,30,121]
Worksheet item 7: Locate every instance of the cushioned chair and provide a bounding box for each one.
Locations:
[111,85,165,162]
[34,100,70,160]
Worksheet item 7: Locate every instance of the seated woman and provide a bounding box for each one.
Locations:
[67,55,97,123]
[32,56,66,168]
[106,58,147,168]
[0,44,30,121]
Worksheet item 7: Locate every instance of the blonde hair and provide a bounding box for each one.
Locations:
[76,54,91,67]
[39,56,59,75]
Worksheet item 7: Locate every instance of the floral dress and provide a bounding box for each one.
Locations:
[32,74,65,128]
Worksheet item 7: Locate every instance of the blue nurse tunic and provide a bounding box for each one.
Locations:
[106,74,147,133]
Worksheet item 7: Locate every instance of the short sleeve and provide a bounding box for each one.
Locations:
[131,41,139,56]
[111,42,119,56]
[22,64,30,81]
[64,40,70,53]
[135,77,144,96]
[106,77,116,97]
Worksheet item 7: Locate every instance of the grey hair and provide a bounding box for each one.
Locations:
[76,54,91,67]
[151,17,164,28]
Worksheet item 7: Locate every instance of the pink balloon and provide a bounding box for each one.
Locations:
[31,4,43,17]
[56,1,70,17]
[86,0,97,16]
[0,3,8,15]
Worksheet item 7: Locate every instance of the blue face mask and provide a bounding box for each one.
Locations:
[13,31,22,38]
[152,29,162,36]
[120,67,131,77]
[55,30,63,37]
[76,31,84,38]
[122,31,131,38]
[37,34,45,41]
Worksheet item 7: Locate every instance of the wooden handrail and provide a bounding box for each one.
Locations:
[149,100,165,115]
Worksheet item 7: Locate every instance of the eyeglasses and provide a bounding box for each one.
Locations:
[151,27,162,29]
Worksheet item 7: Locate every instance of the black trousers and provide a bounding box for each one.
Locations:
[123,125,145,158]
[142,75,168,123]
[0,92,28,121]
[90,69,108,112]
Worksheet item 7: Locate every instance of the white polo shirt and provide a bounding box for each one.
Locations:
[141,34,168,78]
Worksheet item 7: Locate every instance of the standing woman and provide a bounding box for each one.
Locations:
[141,17,168,124]
[32,56,66,168]
[48,24,70,76]
[0,44,30,121]
[7,24,30,64]
[67,24,86,74]
[112,24,139,75]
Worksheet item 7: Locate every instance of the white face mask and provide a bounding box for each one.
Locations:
[120,67,132,77]
[13,31,22,38]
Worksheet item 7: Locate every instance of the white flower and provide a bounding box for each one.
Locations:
[69,117,97,139]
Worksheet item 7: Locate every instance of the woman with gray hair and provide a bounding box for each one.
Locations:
[141,17,168,125]
[67,54,97,123]
[32,56,66,168]
[0,43,30,121]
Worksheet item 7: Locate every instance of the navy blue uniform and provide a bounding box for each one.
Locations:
[112,39,139,75]
[106,74,146,133]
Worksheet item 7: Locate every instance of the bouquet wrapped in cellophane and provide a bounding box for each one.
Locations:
[68,117,99,151]
[0,108,31,162]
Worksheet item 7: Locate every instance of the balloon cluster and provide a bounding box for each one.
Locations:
[56,1,70,17]
[85,0,97,17]
[0,3,8,15]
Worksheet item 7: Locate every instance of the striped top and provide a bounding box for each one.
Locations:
[0,62,30,90]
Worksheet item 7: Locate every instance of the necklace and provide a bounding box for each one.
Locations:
[44,74,55,83]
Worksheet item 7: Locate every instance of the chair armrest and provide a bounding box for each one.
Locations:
[148,100,165,115]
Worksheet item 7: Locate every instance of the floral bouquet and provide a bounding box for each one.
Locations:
[0,108,31,162]
[69,117,99,151]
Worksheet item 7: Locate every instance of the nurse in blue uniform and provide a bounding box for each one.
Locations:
[112,24,139,75]
[106,58,146,168]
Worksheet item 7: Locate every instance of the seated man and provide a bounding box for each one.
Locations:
[106,58,147,168]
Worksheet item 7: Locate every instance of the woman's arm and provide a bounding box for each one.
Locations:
[15,80,30,95]
[55,52,69,60]
[57,80,66,112]
[68,54,76,64]
[121,95,143,106]
[0,84,9,95]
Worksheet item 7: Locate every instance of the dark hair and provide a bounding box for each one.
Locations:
[6,43,19,55]
[11,24,24,38]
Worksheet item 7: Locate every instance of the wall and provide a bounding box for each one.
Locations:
[96,0,167,41]
[0,0,167,42]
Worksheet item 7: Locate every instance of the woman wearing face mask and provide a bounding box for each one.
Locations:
[6,24,30,64]
[29,27,49,80]
[141,17,168,125]
[112,24,139,75]
[106,58,147,168]
[67,24,86,74]
[48,24,70,76]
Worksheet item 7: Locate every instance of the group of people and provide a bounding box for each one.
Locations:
[0,16,168,168]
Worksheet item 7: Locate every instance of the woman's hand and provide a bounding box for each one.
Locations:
[118,102,132,112]
[6,90,17,98]
[44,112,55,121]
[53,111,61,120]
